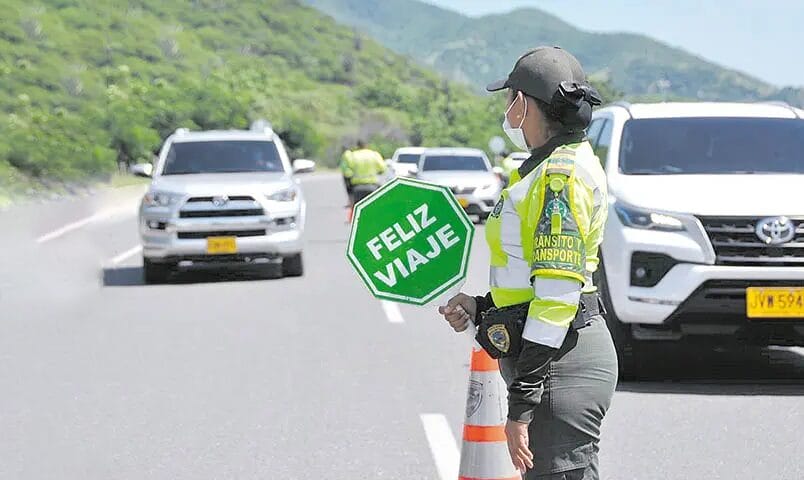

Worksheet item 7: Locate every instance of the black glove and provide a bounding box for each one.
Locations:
[475,303,529,359]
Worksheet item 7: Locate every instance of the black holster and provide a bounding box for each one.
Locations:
[476,292,602,359]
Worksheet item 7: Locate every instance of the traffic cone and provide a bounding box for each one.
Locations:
[459,345,521,480]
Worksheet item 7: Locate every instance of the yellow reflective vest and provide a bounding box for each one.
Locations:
[348,148,387,185]
[485,140,608,348]
[340,150,354,178]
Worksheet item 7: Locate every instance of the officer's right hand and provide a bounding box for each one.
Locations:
[438,293,476,332]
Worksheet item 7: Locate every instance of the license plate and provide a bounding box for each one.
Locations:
[458,198,469,208]
[746,287,804,318]
[206,236,237,255]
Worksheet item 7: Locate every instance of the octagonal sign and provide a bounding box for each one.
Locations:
[347,177,474,306]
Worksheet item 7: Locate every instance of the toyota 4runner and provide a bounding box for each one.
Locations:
[132,122,309,283]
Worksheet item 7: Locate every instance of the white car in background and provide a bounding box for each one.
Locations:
[131,122,311,283]
[389,146,426,178]
[592,101,804,378]
[414,147,503,222]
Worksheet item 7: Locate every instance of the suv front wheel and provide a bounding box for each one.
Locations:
[598,260,644,380]
[282,253,304,277]
[143,258,173,284]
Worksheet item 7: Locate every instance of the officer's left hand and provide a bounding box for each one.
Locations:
[505,419,534,472]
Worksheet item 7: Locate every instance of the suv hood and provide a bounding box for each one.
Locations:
[149,172,294,196]
[418,170,497,188]
[612,174,804,217]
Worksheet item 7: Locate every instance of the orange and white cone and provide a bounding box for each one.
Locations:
[459,345,521,480]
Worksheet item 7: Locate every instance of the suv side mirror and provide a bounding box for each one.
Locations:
[409,165,419,177]
[130,163,153,178]
[292,159,316,174]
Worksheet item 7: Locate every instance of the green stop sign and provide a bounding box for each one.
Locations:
[347,178,475,305]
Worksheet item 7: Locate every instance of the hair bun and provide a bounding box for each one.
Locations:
[547,82,602,130]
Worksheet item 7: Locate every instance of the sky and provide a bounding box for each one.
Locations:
[423,0,804,87]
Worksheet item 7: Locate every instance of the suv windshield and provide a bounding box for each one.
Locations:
[619,117,804,174]
[422,155,488,171]
[162,141,285,175]
[396,153,421,164]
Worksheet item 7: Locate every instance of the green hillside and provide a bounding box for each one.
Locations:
[0,0,504,188]
[304,0,804,105]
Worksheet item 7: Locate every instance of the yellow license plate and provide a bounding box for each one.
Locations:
[458,198,469,207]
[206,236,237,255]
[746,287,804,318]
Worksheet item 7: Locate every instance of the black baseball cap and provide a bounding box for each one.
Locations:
[486,46,587,103]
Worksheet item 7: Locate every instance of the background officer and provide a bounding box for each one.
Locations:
[439,46,618,480]
[347,140,387,204]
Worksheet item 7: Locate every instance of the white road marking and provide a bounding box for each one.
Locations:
[36,213,101,244]
[36,205,137,244]
[110,245,142,265]
[381,300,405,324]
[420,414,460,480]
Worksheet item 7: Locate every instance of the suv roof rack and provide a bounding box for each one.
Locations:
[608,101,633,118]
[174,127,189,135]
[760,101,801,119]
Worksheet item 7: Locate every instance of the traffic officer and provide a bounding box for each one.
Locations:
[439,46,618,479]
[347,140,387,203]
[339,145,355,204]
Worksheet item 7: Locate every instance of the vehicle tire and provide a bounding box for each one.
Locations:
[598,260,643,380]
[282,253,304,277]
[477,213,490,224]
[143,258,172,284]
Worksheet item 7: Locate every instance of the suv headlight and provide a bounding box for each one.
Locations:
[143,191,181,208]
[266,187,298,202]
[614,202,685,231]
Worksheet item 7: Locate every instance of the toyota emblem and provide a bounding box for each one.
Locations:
[755,216,795,245]
[212,195,229,207]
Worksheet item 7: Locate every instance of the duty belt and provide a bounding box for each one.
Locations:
[476,292,604,359]
[572,292,604,330]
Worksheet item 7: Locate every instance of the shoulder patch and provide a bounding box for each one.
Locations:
[490,196,504,217]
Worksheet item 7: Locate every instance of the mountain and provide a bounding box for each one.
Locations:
[0,0,502,186]
[304,0,804,105]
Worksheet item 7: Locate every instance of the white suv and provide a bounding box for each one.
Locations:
[591,102,804,377]
[132,122,309,283]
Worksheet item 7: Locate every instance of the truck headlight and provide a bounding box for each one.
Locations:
[267,187,298,202]
[614,202,685,231]
[143,191,181,208]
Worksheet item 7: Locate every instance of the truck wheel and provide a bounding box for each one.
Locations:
[598,261,642,380]
[282,253,304,277]
[143,258,172,284]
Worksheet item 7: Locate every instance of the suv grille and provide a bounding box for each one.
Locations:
[177,229,266,239]
[179,196,264,218]
[698,216,804,266]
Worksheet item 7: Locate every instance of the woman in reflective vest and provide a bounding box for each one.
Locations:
[439,46,618,480]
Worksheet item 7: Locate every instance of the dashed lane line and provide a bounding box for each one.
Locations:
[381,300,405,324]
[420,413,460,480]
[110,245,142,266]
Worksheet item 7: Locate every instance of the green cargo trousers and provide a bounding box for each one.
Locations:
[499,315,618,480]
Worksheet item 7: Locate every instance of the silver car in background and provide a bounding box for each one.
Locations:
[389,146,426,178]
[414,147,503,222]
[132,123,309,283]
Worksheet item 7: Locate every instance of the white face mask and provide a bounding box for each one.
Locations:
[502,93,529,151]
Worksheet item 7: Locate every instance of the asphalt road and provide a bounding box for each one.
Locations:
[0,172,802,480]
